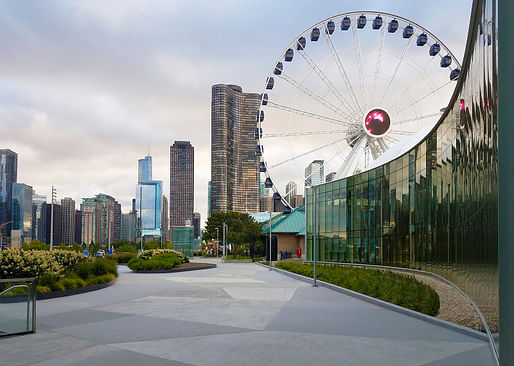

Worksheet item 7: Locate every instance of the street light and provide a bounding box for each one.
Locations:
[269,211,272,271]
[222,222,228,259]
[306,185,317,287]
[215,227,219,258]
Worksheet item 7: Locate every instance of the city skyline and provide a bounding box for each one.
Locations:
[0,1,472,225]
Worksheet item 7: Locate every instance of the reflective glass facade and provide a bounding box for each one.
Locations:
[0,149,17,238]
[11,183,33,246]
[136,181,162,237]
[306,0,498,332]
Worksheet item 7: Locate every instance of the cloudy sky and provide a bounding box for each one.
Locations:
[0,0,472,226]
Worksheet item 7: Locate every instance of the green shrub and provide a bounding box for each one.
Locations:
[36,286,51,294]
[275,262,440,316]
[108,252,137,263]
[116,245,137,253]
[128,252,183,271]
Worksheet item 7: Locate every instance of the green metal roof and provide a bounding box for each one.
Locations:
[262,207,305,235]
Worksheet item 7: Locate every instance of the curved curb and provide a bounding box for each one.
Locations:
[37,279,117,300]
[131,263,217,273]
[0,279,117,303]
[255,262,488,342]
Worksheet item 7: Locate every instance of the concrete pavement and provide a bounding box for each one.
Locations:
[0,258,495,365]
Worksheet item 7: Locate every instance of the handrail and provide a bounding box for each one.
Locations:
[0,277,37,336]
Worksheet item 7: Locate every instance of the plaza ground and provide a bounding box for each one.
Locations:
[0,258,495,366]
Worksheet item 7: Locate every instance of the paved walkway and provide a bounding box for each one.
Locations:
[0,259,495,366]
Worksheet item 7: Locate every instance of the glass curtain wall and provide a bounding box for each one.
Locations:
[306,0,498,331]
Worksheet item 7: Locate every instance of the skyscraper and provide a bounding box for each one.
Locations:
[285,181,297,204]
[305,160,324,187]
[11,183,32,248]
[0,149,17,239]
[32,193,47,243]
[169,141,194,227]
[121,212,136,242]
[138,156,152,183]
[81,194,119,246]
[61,197,75,246]
[75,210,82,244]
[136,155,162,239]
[161,195,169,242]
[45,203,61,246]
[113,201,121,242]
[211,84,260,213]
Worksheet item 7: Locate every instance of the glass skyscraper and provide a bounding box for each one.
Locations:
[305,160,324,187]
[32,194,47,243]
[11,183,33,247]
[211,84,260,213]
[136,154,162,238]
[0,149,17,239]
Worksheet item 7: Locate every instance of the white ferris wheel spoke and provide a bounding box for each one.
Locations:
[262,129,347,138]
[379,35,415,105]
[336,134,367,178]
[267,101,355,128]
[322,23,364,116]
[370,25,387,107]
[396,80,453,114]
[297,44,359,118]
[277,71,356,121]
[351,20,368,110]
[394,112,442,126]
[270,136,347,169]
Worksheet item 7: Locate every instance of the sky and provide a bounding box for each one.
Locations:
[0,0,472,227]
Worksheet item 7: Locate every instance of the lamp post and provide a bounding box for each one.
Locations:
[222,222,227,259]
[313,187,317,287]
[269,211,272,271]
[216,227,219,258]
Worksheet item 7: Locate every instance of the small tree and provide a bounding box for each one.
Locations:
[203,211,262,258]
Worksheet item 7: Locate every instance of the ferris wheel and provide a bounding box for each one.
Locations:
[256,11,461,213]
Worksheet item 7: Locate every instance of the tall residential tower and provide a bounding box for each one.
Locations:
[169,141,194,228]
[210,84,260,213]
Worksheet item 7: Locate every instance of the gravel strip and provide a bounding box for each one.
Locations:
[389,270,482,330]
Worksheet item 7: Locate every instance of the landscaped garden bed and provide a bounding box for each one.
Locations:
[274,262,440,316]
[0,248,118,298]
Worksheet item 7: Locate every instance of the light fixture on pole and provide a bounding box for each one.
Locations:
[216,227,219,258]
[313,187,317,287]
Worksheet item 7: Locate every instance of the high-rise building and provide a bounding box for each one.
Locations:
[138,156,152,183]
[161,195,169,242]
[169,141,194,227]
[260,196,273,212]
[136,155,162,239]
[325,172,337,183]
[32,194,47,243]
[192,212,201,239]
[305,160,324,187]
[75,210,82,244]
[211,84,260,213]
[285,181,297,204]
[81,194,119,246]
[0,149,17,239]
[292,195,304,208]
[121,212,136,242]
[45,203,61,246]
[61,197,75,246]
[11,183,32,248]
[113,201,121,242]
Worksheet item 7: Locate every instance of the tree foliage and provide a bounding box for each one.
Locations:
[203,211,262,246]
